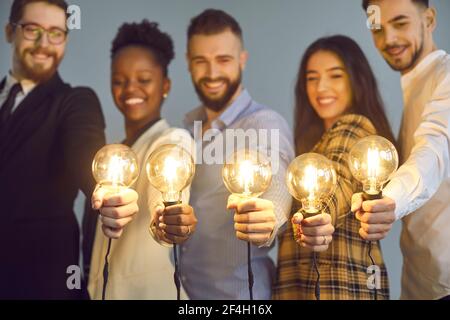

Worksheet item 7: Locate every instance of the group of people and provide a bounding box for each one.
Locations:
[0,0,449,300]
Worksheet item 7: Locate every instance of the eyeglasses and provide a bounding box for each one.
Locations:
[12,22,68,45]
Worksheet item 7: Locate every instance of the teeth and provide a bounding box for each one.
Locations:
[318,98,336,105]
[125,98,144,105]
[204,81,224,89]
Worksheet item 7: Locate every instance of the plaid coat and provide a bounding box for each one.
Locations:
[273,114,390,300]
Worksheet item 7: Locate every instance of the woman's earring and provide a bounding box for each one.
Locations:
[163,93,168,99]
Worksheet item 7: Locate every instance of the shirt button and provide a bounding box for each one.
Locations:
[181,276,187,282]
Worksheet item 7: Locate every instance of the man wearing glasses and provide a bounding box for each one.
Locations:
[0,0,139,299]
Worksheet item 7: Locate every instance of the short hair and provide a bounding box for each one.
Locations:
[362,0,429,10]
[187,9,243,43]
[9,0,69,25]
[111,20,175,77]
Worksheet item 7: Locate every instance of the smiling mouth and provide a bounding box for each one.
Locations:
[317,97,337,106]
[124,98,145,106]
[385,46,408,57]
[203,81,225,92]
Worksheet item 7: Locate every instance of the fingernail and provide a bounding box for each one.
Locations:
[159,216,163,222]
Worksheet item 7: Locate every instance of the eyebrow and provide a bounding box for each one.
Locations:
[388,15,410,24]
[306,67,345,74]
[191,54,234,61]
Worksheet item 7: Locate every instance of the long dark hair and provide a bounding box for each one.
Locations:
[294,35,396,154]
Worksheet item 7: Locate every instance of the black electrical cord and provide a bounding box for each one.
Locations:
[248,242,254,300]
[102,238,112,300]
[164,200,182,301]
[173,243,181,300]
[368,241,378,300]
[312,251,320,300]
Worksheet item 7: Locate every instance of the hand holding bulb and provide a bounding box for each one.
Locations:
[223,149,275,246]
[349,136,399,241]
[92,144,140,239]
[286,153,336,252]
[146,144,197,244]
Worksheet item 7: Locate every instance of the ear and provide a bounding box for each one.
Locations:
[424,7,437,32]
[186,51,192,73]
[5,23,14,43]
[163,77,171,97]
[239,49,249,71]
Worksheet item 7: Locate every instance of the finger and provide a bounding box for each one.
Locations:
[162,232,188,244]
[359,228,387,241]
[300,234,333,246]
[100,215,134,229]
[301,213,331,227]
[356,211,395,224]
[236,231,271,244]
[102,188,138,207]
[351,193,363,213]
[299,242,330,252]
[301,224,335,237]
[160,214,193,226]
[92,184,108,210]
[159,223,193,237]
[163,204,192,216]
[234,222,274,234]
[236,198,273,213]
[360,222,392,234]
[227,194,243,209]
[99,202,138,219]
[234,211,274,223]
[362,198,396,213]
[291,212,304,225]
[101,224,123,239]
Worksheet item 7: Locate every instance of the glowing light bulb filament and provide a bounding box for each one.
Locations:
[303,165,319,213]
[239,160,254,196]
[367,147,380,193]
[107,155,125,188]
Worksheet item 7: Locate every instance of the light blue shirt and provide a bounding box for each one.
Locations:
[181,89,294,299]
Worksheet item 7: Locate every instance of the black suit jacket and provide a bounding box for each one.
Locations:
[0,73,106,299]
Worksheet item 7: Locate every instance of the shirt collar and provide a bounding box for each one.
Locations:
[184,89,253,133]
[4,71,37,95]
[401,50,447,89]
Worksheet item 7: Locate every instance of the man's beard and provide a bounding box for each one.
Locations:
[16,46,61,83]
[193,71,242,112]
[384,27,425,73]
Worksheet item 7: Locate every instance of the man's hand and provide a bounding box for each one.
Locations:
[292,212,334,252]
[92,185,139,239]
[351,193,396,241]
[154,203,197,244]
[227,195,276,246]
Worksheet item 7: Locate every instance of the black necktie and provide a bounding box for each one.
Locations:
[0,83,22,125]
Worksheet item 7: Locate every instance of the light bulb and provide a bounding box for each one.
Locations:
[348,135,398,197]
[146,144,195,204]
[286,153,337,215]
[222,149,272,199]
[92,144,139,193]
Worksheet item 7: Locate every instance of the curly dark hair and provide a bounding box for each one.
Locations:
[111,19,175,76]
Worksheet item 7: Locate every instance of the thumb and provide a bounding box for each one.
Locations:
[291,211,304,225]
[351,193,363,213]
[92,184,108,210]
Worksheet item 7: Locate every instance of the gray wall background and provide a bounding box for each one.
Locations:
[1,0,449,299]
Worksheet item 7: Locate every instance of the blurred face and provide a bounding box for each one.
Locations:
[368,0,436,74]
[6,2,67,82]
[187,29,247,112]
[306,50,353,130]
[111,46,170,126]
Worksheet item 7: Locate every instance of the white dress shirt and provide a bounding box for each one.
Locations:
[383,50,450,299]
[0,73,36,111]
[88,119,195,300]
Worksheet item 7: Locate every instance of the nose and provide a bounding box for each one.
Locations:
[317,77,330,93]
[36,32,50,48]
[124,79,139,94]
[384,27,399,47]
[205,61,220,79]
